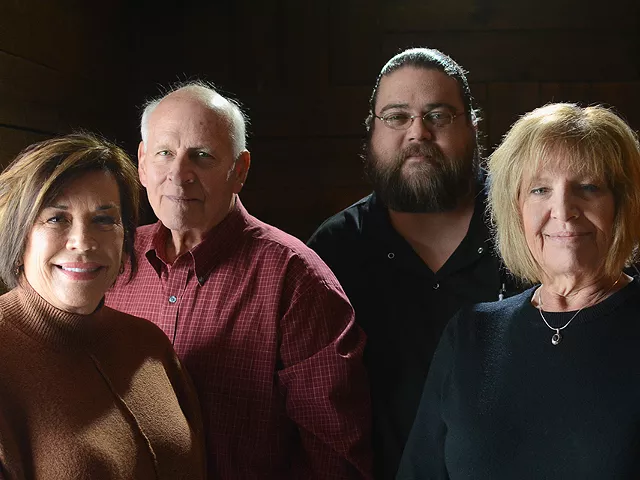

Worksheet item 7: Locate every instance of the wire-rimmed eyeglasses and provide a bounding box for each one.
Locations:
[374,110,463,130]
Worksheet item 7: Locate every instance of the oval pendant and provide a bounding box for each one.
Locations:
[551,331,562,346]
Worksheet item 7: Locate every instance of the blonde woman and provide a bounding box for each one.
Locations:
[398,104,640,479]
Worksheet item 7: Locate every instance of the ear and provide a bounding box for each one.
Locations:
[137,141,148,188]
[232,150,251,194]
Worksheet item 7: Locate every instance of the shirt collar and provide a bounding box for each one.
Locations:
[363,181,493,275]
[142,195,250,284]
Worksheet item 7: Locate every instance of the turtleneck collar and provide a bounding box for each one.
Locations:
[0,279,104,351]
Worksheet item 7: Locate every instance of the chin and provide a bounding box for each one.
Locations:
[160,212,198,230]
[56,289,104,314]
[545,261,596,277]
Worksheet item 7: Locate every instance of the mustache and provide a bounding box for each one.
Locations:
[399,143,443,162]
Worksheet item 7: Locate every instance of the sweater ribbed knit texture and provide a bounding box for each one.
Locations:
[0,282,206,479]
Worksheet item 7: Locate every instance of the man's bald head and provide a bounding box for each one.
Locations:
[140,81,248,158]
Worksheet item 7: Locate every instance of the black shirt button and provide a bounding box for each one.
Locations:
[387,252,395,259]
[433,283,440,290]
[477,247,484,254]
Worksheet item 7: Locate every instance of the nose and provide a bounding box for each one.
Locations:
[66,222,98,252]
[168,152,196,185]
[550,188,580,221]
[406,115,433,142]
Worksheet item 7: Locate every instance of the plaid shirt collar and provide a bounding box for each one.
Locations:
[142,195,250,285]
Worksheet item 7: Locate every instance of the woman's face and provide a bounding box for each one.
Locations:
[520,160,616,282]
[22,170,125,314]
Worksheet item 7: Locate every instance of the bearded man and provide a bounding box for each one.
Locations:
[307,47,520,480]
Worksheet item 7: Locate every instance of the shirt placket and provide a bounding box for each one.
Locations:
[163,256,191,344]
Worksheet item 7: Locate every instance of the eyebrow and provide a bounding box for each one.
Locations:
[378,102,457,114]
[47,203,120,211]
[187,146,216,154]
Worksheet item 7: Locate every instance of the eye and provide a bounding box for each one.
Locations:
[196,151,211,158]
[385,113,410,121]
[93,214,120,230]
[46,214,67,224]
[579,183,600,193]
[383,112,412,128]
[530,187,549,195]
[156,150,171,157]
[94,215,117,225]
[428,111,447,120]
[426,111,453,126]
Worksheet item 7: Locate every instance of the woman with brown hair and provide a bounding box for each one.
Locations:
[0,133,205,479]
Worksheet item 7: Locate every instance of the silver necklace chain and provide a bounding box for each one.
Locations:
[535,273,622,346]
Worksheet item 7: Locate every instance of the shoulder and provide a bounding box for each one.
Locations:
[306,195,379,270]
[126,222,162,257]
[0,288,19,312]
[135,223,160,247]
[241,212,316,260]
[0,290,16,331]
[97,306,172,350]
[446,287,536,340]
[475,287,533,314]
[307,194,374,247]
[240,213,341,286]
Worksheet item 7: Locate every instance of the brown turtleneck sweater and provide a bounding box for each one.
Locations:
[0,283,206,479]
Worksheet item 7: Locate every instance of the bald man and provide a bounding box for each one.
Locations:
[106,82,372,480]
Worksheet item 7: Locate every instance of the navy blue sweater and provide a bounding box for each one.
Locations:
[398,277,640,479]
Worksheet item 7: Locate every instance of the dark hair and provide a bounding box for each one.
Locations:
[0,132,140,288]
[365,47,478,132]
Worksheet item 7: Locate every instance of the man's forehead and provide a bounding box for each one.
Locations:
[147,95,232,139]
[153,94,222,121]
[375,66,463,109]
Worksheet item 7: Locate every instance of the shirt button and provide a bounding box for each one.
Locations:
[198,276,205,284]
[168,295,177,304]
[477,247,484,254]
[387,252,395,259]
[433,283,440,290]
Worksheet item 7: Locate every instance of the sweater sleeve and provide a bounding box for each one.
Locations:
[396,313,458,480]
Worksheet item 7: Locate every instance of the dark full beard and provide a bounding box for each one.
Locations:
[365,141,476,213]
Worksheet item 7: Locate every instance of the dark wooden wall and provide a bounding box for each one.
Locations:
[2,0,639,240]
[0,1,137,161]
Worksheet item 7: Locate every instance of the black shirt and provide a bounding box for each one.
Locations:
[398,278,640,479]
[307,189,519,479]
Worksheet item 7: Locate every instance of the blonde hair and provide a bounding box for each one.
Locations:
[488,103,640,283]
[0,133,141,288]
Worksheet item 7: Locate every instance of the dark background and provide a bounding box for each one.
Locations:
[1,0,639,240]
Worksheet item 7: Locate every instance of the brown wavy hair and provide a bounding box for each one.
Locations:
[0,132,140,288]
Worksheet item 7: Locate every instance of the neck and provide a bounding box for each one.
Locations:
[163,195,236,263]
[165,231,204,263]
[388,193,475,272]
[535,272,627,312]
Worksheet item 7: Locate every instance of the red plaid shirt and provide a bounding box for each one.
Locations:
[106,198,372,479]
